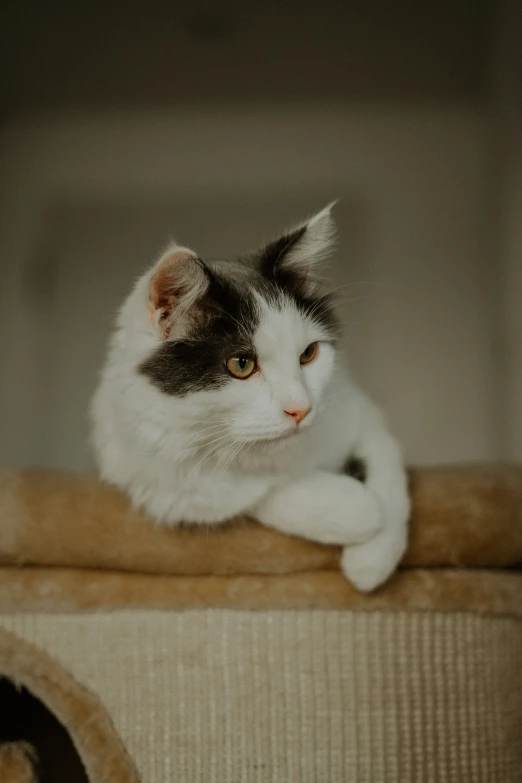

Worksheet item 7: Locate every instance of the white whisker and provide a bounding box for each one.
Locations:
[217,439,248,477]
[187,434,238,478]
[183,430,234,459]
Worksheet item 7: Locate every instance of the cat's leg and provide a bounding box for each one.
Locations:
[252,470,384,546]
[340,396,410,592]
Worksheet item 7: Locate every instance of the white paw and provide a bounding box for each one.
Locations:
[341,526,407,592]
[310,476,384,546]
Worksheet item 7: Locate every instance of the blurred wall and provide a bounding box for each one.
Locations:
[0,0,493,115]
[0,0,520,471]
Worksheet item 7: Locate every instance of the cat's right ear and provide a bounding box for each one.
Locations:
[148,247,210,338]
[256,204,337,296]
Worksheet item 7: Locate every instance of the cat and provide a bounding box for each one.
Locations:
[90,205,410,591]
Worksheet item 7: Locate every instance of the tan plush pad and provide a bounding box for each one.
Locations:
[0,463,521,615]
[1,463,521,574]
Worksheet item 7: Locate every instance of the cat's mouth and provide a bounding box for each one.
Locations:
[253,427,300,446]
[232,419,312,448]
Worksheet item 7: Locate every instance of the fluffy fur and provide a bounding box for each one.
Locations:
[91,205,410,591]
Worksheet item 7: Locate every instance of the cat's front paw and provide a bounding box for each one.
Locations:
[341,526,407,592]
[337,480,384,544]
[308,476,384,546]
[254,473,385,547]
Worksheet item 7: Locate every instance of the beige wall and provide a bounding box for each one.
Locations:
[0,0,520,470]
[0,107,515,471]
[1,0,491,117]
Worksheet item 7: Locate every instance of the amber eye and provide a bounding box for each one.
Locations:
[226,354,257,379]
[300,342,318,365]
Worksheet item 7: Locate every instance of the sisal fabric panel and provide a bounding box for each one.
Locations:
[1,609,521,783]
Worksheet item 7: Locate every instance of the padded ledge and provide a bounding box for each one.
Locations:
[0,464,521,576]
[0,567,520,618]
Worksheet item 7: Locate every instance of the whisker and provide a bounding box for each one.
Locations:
[178,425,230,452]
[188,434,238,477]
[217,439,248,477]
[319,280,381,296]
[211,434,244,477]
[183,429,233,457]
[181,423,229,439]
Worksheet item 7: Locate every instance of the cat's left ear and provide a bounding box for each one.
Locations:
[257,203,337,293]
[147,246,210,338]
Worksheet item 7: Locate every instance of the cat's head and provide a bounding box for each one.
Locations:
[126,205,339,453]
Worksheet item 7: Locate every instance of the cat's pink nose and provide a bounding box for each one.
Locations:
[284,406,311,426]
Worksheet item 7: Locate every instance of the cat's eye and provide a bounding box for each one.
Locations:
[226,354,257,380]
[300,342,318,365]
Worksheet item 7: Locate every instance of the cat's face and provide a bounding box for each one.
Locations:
[133,205,339,453]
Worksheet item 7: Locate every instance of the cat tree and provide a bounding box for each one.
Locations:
[0,464,521,782]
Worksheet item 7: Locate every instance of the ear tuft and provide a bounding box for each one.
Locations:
[297,201,338,268]
[258,203,337,292]
[148,247,209,338]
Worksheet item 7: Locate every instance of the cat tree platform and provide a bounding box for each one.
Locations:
[0,464,521,782]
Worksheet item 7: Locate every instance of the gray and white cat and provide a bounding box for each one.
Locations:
[91,205,409,591]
